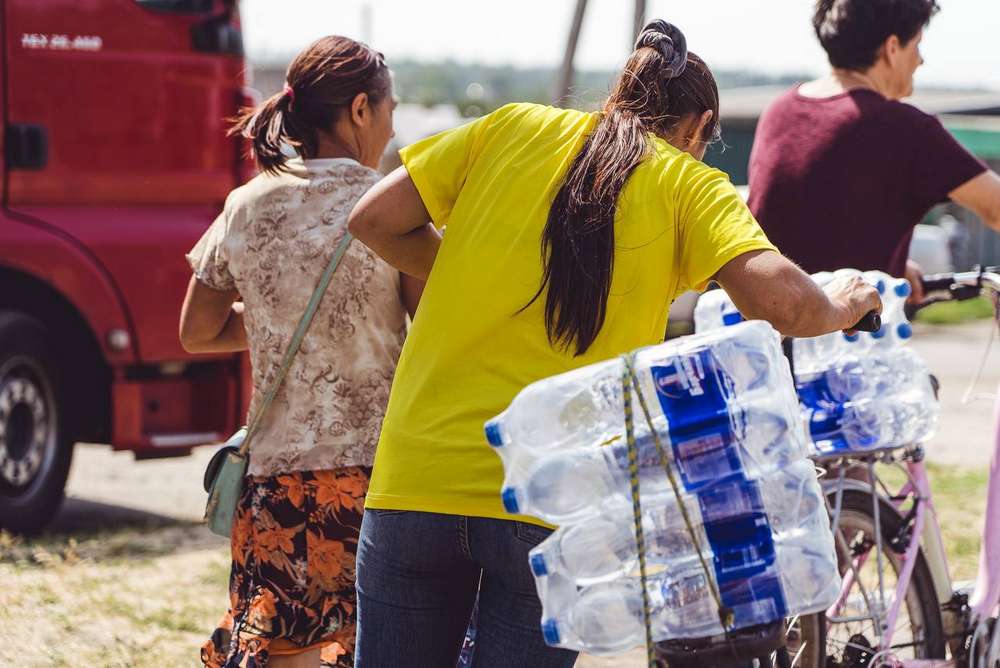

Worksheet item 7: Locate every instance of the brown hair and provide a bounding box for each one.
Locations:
[230,35,391,175]
[528,20,721,356]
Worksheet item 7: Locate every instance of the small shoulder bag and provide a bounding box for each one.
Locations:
[203,232,354,537]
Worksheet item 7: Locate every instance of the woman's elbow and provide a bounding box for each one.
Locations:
[178,317,216,354]
[179,329,207,354]
[347,197,382,244]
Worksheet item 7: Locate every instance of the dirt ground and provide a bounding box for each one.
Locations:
[1,320,995,667]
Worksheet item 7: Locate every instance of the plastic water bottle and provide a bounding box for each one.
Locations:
[693,288,742,332]
[528,460,823,584]
[798,347,937,454]
[500,400,803,524]
[488,321,840,654]
[863,270,913,345]
[486,321,790,460]
[536,528,839,655]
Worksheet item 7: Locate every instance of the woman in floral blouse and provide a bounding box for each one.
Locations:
[179,35,420,668]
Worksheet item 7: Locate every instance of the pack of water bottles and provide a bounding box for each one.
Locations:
[485,321,841,655]
[694,269,939,456]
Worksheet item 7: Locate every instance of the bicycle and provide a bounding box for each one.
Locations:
[790,268,1000,668]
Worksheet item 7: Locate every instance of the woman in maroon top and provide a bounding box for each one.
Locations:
[749,0,1000,300]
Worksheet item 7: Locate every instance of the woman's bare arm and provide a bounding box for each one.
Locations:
[178,276,247,353]
[400,273,425,320]
[715,249,881,337]
[348,167,442,280]
[950,170,1000,232]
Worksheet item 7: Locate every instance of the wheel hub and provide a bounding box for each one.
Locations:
[0,369,50,489]
[842,633,874,668]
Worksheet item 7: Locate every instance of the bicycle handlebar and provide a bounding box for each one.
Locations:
[919,268,1000,305]
[851,311,882,333]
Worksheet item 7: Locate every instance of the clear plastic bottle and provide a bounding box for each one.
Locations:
[537,538,839,655]
[528,460,824,584]
[486,321,790,462]
[863,270,913,345]
[500,402,803,524]
[693,288,742,332]
[488,320,841,654]
[799,347,937,454]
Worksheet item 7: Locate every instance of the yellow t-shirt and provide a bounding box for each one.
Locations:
[365,103,776,524]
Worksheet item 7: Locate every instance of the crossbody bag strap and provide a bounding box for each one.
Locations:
[238,231,354,456]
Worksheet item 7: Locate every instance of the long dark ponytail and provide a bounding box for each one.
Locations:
[530,20,721,356]
[230,35,391,175]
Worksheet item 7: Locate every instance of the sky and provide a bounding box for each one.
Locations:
[241,0,1000,90]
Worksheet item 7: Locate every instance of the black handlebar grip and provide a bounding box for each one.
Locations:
[851,311,881,333]
[921,273,955,292]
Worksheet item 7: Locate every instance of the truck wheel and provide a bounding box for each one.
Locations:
[0,312,73,534]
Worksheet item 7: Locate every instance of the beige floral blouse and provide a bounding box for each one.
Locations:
[187,157,407,476]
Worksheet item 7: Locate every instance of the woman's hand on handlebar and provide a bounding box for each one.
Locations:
[716,250,882,338]
[824,274,883,334]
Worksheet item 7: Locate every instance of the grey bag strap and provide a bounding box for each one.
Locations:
[238,231,354,456]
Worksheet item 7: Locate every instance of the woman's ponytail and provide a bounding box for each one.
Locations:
[229,89,298,175]
[527,20,721,356]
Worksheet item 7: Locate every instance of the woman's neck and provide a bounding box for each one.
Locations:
[312,134,361,162]
[799,69,890,99]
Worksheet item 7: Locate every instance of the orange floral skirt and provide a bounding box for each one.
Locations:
[201,466,371,668]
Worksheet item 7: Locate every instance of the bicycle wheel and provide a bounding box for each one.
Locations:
[795,488,946,666]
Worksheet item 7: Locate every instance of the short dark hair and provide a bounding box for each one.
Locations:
[813,0,939,70]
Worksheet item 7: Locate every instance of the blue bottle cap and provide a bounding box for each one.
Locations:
[894,281,912,298]
[485,419,504,447]
[843,332,859,342]
[871,325,887,339]
[541,619,561,646]
[530,552,548,576]
[501,487,520,514]
[897,322,913,339]
[722,311,744,326]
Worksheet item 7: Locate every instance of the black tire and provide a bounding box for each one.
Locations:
[0,311,73,534]
[795,488,946,667]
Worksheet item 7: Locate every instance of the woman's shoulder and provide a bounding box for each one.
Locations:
[647,137,724,179]
[479,102,594,136]
[234,159,380,210]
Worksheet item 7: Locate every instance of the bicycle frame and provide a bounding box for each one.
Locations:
[823,269,1000,667]
[824,454,938,664]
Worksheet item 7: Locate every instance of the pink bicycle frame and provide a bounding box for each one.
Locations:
[826,385,1000,667]
[968,387,1000,621]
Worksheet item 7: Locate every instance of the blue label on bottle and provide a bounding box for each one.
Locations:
[649,351,743,490]
[717,569,788,628]
[650,350,733,424]
[670,423,744,490]
[696,475,766,522]
[698,477,787,627]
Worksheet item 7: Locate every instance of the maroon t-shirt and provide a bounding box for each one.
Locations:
[748,87,987,276]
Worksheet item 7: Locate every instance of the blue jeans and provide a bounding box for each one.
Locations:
[355,509,579,668]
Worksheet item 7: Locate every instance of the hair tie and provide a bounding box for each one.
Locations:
[282,84,296,104]
[634,20,688,80]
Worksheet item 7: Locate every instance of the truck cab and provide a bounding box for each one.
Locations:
[0,0,252,531]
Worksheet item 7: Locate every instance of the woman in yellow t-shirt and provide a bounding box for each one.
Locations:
[348,21,880,667]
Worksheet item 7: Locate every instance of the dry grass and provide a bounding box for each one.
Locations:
[0,464,988,668]
[0,523,229,667]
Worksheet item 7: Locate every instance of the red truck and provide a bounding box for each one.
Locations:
[0,0,253,532]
